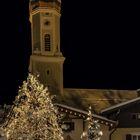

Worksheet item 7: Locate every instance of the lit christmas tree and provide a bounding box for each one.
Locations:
[2,73,64,140]
[81,106,103,140]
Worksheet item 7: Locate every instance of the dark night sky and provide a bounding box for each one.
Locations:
[61,1,140,89]
[0,0,140,104]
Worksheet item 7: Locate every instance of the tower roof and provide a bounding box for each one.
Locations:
[31,0,61,3]
[30,0,61,12]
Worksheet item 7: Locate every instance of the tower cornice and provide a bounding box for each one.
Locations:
[31,55,65,63]
[31,7,61,17]
[31,0,61,13]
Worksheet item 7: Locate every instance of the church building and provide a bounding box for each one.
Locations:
[29,0,138,112]
[29,0,139,140]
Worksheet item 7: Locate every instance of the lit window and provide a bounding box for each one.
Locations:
[61,122,74,132]
[132,114,140,120]
[133,136,137,140]
[44,34,51,51]
[132,135,140,140]
[127,134,140,140]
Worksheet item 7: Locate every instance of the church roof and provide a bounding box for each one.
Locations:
[60,88,137,113]
[31,0,61,2]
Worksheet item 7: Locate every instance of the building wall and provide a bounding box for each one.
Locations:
[63,119,84,140]
[0,136,5,140]
[118,103,140,128]
[63,119,110,140]
[112,128,140,140]
[100,124,110,140]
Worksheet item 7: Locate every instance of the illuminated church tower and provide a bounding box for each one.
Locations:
[29,0,65,95]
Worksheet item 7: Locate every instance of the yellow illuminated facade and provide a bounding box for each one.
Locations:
[29,0,65,95]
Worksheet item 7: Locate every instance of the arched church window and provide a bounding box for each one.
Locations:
[44,34,51,51]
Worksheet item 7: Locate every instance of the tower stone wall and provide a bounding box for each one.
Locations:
[29,0,65,95]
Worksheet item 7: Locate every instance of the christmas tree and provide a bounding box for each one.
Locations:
[2,73,64,140]
[81,106,103,140]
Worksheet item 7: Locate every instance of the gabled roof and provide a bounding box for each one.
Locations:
[101,96,140,114]
[61,88,137,113]
[55,103,117,128]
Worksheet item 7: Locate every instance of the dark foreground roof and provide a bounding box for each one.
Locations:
[101,96,140,114]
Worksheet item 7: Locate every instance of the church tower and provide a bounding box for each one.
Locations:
[29,0,65,95]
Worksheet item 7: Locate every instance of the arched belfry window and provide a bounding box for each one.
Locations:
[44,34,51,51]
